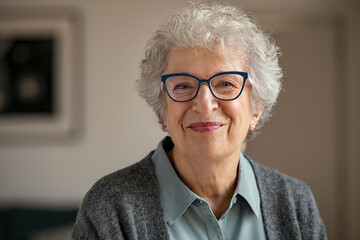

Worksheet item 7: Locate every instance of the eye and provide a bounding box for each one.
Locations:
[219,81,235,87]
[215,81,236,89]
[173,83,192,90]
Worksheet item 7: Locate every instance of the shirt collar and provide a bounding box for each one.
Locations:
[151,137,196,225]
[152,136,261,224]
[236,153,262,219]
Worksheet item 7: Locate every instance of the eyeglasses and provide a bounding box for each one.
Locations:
[161,71,248,102]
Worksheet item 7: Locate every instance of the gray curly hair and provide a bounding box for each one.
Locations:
[136,2,282,140]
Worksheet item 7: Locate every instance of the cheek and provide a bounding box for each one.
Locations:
[164,99,187,131]
[222,100,252,128]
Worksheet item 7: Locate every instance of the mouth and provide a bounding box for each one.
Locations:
[188,121,224,132]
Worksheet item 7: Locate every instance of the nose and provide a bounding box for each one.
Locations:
[192,83,219,114]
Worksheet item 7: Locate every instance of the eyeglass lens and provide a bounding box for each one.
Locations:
[165,73,245,101]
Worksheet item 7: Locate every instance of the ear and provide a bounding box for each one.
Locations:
[163,119,168,132]
[249,108,263,131]
[163,115,169,132]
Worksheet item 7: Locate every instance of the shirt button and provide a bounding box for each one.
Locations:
[233,197,237,204]
[199,200,203,204]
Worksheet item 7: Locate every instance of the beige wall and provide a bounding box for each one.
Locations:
[346,1,360,240]
[0,0,358,239]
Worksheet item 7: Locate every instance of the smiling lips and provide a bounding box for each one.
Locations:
[188,122,224,132]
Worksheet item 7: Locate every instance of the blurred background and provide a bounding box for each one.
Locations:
[0,0,359,239]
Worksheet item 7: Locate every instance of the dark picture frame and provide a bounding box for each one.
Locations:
[0,7,82,143]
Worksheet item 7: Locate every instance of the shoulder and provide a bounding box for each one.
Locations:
[83,151,157,209]
[247,156,317,212]
[72,151,168,239]
[245,156,327,239]
[247,156,312,199]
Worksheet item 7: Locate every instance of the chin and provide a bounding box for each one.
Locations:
[189,139,228,154]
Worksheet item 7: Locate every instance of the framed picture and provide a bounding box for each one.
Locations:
[0,7,82,143]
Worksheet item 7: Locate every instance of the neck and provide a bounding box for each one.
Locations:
[167,146,240,218]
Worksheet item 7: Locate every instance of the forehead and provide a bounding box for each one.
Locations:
[165,46,246,77]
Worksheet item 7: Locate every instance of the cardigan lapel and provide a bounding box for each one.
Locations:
[247,157,302,240]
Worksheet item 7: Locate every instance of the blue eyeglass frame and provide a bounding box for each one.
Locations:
[161,71,249,102]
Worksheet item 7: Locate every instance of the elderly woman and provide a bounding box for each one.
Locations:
[72,3,327,240]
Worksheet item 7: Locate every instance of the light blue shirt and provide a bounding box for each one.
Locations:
[151,138,266,240]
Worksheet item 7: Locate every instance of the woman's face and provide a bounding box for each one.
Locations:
[163,47,262,162]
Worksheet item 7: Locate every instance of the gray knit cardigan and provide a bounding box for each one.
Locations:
[72,151,327,240]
